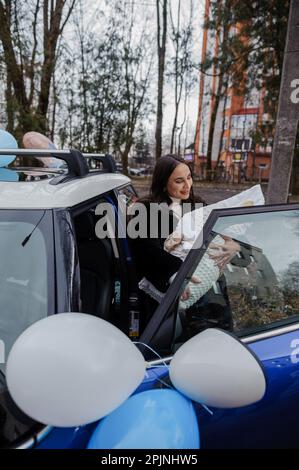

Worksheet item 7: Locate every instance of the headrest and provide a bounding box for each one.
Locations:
[74,212,95,241]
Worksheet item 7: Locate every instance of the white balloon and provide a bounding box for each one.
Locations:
[169,329,266,408]
[6,313,146,427]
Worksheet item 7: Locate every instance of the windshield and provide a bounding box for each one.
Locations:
[0,209,54,448]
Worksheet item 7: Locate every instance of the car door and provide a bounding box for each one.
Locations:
[69,192,131,334]
[140,203,299,449]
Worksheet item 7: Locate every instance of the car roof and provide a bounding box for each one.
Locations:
[0,172,130,209]
[0,149,131,209]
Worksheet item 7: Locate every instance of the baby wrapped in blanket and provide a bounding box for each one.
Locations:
[139,185,264,309]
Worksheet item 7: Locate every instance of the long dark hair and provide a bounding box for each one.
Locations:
[146,154,205,206]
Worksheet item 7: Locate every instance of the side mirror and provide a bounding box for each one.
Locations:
[6,313,146,427]
[170,328,266,408]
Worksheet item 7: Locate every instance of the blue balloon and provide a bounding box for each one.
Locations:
[0,168,19,181]
[87,389,200,449]
[0,129,18,167]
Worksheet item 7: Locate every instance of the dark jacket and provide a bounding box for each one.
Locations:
[129,200,184,292]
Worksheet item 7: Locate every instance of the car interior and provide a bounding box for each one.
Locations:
[73,211,115,323]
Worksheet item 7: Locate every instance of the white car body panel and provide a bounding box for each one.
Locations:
[0,173,130,209]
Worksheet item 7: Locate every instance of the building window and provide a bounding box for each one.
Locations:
[244,139,251,150]
[236,139,243,150]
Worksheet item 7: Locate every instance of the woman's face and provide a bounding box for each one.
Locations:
[166,163,193,200]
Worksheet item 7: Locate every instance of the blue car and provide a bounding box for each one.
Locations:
[0,149,299,449]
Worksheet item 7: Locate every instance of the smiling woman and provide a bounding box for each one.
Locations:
[128,155,205,331]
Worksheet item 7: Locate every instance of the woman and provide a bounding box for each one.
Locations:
[129,155,200,290]
[129,154,240,330]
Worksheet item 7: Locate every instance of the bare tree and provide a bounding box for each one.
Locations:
[112,1,153,174]
[56,0,153,175]
[168,0,195,155]
[155,0,167,160]
[72,0,91,150]
[0,0,76,138]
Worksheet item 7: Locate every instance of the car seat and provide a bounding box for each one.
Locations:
[74,212,114,321]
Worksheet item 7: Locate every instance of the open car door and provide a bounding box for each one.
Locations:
[140,203,299,449]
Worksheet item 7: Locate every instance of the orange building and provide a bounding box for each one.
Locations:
[194,0,272,182]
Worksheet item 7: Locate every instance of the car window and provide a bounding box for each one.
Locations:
[0,209,53,448]
[0,211,53,373]
[215,211,299,329]
[117,185,138,211]
[142,207,299,357]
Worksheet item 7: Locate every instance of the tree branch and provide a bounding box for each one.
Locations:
[59,0,77,34]
[29,0,40,105]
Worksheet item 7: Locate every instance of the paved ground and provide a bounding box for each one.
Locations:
[192,186,251,204]
[132,178,268,204]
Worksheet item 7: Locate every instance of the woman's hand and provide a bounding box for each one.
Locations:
[180,275,200,301]
[209,235,241,272]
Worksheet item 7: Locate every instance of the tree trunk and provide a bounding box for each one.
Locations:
[169,0,193,156]
[204,9,232,182]
[205,71,223,180]
[121,139,133,177]
[50,72,57,141]
[217,81,229,167]
[267,0,299,203]
[155,0,167,160]
[0,0,76,136]
[169,0,180,154]
[5,71,14,133]
[0,1,30,132]
[290,124,299,196]
[37,0,65,132]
